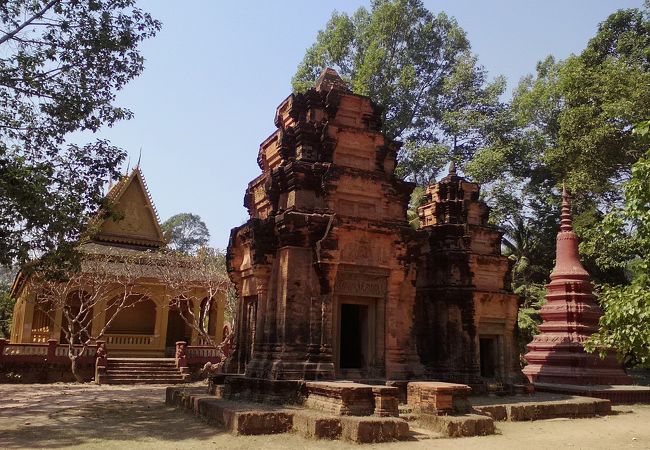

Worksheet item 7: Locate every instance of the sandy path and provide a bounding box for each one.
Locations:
[0,383,648,449]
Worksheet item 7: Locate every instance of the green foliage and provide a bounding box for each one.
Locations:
[467,3,650,301]
[293,0,505,184]
[0,267,15,338]
[585,283,650,367]
[406,185,427,229]
[585,122,650,367]
[516,283,546,358]
[162,213,211,255]
[0,0,161,270]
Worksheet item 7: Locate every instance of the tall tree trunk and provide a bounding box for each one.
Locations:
[69,354,83,382]
[68,344,87,383]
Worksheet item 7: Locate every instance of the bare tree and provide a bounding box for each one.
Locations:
[154,248,231,356]
[29,251,153,381]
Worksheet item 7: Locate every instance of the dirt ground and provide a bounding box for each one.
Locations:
[0,383,649,450]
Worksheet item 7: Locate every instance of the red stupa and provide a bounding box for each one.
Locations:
[523,187,631,385]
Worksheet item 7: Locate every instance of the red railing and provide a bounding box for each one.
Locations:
[0,338,225,382]
[0,338,97,365]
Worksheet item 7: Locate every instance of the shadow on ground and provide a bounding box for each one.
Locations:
[0,384,224,448]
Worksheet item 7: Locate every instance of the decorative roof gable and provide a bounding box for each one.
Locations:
[93,167,166,248]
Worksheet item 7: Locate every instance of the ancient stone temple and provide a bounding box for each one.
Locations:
[227,68,421,382]
[416,164,519,385]
[226,69,518,388]
[523,188,631,385]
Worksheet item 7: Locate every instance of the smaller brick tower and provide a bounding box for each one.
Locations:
[415,163,519,386]
[523,187,631,385]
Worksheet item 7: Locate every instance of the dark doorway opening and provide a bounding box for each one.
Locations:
[340,303,368,369]
[165,309,191,356]
[480,337,497,378]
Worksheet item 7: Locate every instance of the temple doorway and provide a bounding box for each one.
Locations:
[336,296,380,378]
[340,303,368,369]
[479,336,498,378]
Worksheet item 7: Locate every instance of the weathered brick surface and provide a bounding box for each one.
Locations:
[225,69,520,390]
[415,168,520,387]
[292,412,342,439]
[372,385,399,417]
[474,404,507,421]
[340,416,409,443]
[166,387,411,442]
[523,189,632,386]
[304,381,374,416]
[407,381,472,415]
[473,396,612,421]
[418,413,495,437]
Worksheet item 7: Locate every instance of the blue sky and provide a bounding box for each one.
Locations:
[91,0,645,249]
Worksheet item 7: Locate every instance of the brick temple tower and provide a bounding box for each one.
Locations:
[226,69,423,381]
[523,187,631,385]
[415,163,520,386]
[226,69,521,391]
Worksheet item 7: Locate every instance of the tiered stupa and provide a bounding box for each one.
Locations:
[523,187,631,385]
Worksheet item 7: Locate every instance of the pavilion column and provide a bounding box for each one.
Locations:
[157,293,170,352]
[144,285,165,351]
[91,298,106,339]
[21,293,36,343]
[51,308,63,342]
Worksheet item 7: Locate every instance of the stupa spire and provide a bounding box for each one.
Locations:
[550,186,588,279]
[448,160,457,176]
[560,183,573,232]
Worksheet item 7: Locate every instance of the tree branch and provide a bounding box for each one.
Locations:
[0,0,62,46]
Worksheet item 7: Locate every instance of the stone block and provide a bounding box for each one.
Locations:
[292,412,342,440]
[372,386,399,417]
[305,381,374,416]
[386,380,409,403]
[224,376,305,405]
[418,413,495,437]
[407,381,472,415]
[340,416,409,443]
[231,411,293,435]
[475,404,508,421]
[472,394,613,422]
[594,398,612,414]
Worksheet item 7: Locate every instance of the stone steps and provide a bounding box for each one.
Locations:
[104,368,178,376]
[166,387,410,443]
[100,377,185,385]
[98,358,187,385]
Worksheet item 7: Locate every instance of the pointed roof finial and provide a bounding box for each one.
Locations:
[560,182,573,232]
[314,67,351,92]
[448,160,457,176]
[125,156,131,175]
[136,147,142,169]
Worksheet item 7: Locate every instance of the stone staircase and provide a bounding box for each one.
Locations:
[98,358,187,385]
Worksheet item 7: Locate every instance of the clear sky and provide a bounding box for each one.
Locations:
[91,0,645,250]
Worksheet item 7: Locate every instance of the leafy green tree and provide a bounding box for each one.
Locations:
[0,267,16,338]
[0,0,161,270]
[292,0,505,183]
[468,4,650,293]
[586,284,650,367]
[470,3,650,201]
[162,213,211,255]
[585,122,650,367]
